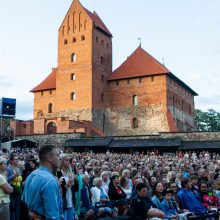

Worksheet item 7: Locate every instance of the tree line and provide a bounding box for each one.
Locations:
[195,109,220,131]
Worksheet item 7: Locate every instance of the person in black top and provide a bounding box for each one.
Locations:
[131,183,165,220]
[108,175,126,201]
[108,175,127,215]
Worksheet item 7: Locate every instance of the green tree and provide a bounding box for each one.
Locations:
[195,109,220,131]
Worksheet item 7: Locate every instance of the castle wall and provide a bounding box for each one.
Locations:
[105,75,169,135]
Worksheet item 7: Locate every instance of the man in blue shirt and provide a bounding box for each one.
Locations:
[177,178,206,214]
[22,145,63,220]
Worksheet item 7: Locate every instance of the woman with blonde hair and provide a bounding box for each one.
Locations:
[0,156,13,220]
[57,154,78,220]
[101,171,110,194]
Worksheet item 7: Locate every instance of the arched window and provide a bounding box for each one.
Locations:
[133,95,138,106]
[81,35,85,41]
[96,36,98,42]
[101,93,104,103]
[72,37,76,43]
[64,39,68,45]
[70,73,76,80]
[71,92,76,100]
[101,56,104,64]
[101,40,104,46]
[71,53,76,63]
[132,118,138,128]
[48,103,53,113]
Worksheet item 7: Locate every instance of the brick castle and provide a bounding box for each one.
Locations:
[13,0,198,137]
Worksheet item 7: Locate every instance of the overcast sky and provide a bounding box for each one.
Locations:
[0,0,220,120]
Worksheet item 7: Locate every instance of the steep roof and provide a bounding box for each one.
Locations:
[107,47,170,81]
[84,8,112,37]
[107,47,198,96]
[59,0,112,37]
[30,68,57,92]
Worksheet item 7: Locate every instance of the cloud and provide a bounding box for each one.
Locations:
[15,99,33,120]
[196,95,220,112]
[0,76,14,88]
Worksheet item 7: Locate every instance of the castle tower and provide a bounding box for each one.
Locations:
[31,0,112,134]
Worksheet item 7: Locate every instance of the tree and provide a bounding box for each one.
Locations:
[195,109,220,131]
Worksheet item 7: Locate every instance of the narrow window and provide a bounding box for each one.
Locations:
[73,12,75,33]
[101,40,104,46]
[70,73,76,80]
[64,39,68,45]
[132,118,138,128]
[139,78,142,83]
[48,103,53,113]
[84,20,87,31]
[101,56,104,64]
[96,36,98,42]
[151,76,154,82]
[116,81,119,87]
[71,92,76,100]
[49,90,52,95]
[81,35,85,41]
[101,93,104,103]
[67,16,70,34]
[101,75,104,81]
[72,37,76,43]
[41,91,43,96]
[127,79,130,85]
[79,12,81,32]
[62,26,65,36]
[133,95,138,106]
[71,53,76,63]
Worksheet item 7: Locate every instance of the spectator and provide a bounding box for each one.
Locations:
[90,177,112,216]
[131,183,165,219]
[198,181,219,209]
[7,154,22,220]
[151,182,164,210]
[101,171,110,194]
[0,156,13,220]
[22,145,62,219]
[120,176,132,199]
[80,174,95,219]
[177,178,207,214]
[57,154,78,220]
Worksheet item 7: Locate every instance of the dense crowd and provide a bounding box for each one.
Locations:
[0,147,220,220]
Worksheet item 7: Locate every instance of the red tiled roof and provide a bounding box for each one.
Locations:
[84,8,112,37]
[30,68,57,92]
[107,47,170,81]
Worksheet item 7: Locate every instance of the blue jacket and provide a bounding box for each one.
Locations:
[22,166,63,220]
[177,188,206,214]
[161,199,178,218]
[81,185,93,211]
[151,195,163,210]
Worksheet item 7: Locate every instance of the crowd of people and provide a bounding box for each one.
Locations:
[0,146,219,220]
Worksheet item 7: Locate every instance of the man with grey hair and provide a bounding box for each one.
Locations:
[81,174,94,219]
